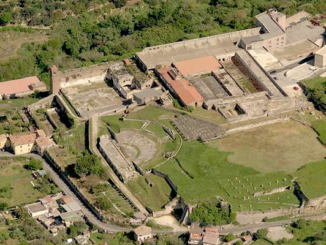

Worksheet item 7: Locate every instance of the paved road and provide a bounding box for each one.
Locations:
[219,213,326,235]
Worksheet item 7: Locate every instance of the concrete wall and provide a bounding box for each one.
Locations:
[51,63,113,94]
[263,33,286,51]
[140,28,261,54]
[315,53,326,68]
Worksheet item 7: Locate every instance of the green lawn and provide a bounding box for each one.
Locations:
[127,106,175,122]
[214,121,326,173]
[126,174,172,211]
[157,140,300,211]
[0,97,39,112]
[312,120,326,145]
[0,158,43,206]
[293,160,326,199]
[100,115,143,135]
[145,122,168,138]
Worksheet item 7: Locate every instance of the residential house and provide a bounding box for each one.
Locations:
[8,132,37,155]
[35,136,56,155]
[188,225,220,245]
[60,211,83,227]
[134,225,152,244]
[25,202,48,218]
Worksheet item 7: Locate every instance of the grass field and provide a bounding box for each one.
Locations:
[157,140,300,211]
[126,174,172,211]
[0,158,43,206]
[99,107,326,211]
[0,97,39,112]
[0,30,48,61]
[99,115,143,136]
[293,160,326,199]
[312,120,326,145]
[214,121,326,173]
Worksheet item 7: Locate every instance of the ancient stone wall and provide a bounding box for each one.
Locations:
[51,62,113,94]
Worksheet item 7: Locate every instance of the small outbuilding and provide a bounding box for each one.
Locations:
[134,225,152,243]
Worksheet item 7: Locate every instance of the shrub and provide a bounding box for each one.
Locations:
[0,202,8,211]
[26,159,42,171]
[95,196,112,211]
[254,229,268,240]
[224,233,235,242]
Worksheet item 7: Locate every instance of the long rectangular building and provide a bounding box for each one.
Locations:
[99,135,138,183]
[136,28,261,71]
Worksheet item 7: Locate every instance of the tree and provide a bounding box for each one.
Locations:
[224,233,235,242]
[95,195,112,211]
[254,229,268,240]
[26,159,42,171]
[74,151,105,178]
[112,0,128,8]
[67,225,77,238]
[292,219,307,229]
[0,12,12,26]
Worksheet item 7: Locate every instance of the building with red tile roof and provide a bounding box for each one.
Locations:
[156,66,204,106]
[0,76,46,100]
[173,56,221,76]
[35,137,56,155]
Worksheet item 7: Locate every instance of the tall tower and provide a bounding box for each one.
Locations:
[50,66,61,94]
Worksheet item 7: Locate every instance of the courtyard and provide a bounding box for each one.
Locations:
[61,82,125,118]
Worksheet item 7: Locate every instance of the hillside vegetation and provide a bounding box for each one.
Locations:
[1,0,326,83]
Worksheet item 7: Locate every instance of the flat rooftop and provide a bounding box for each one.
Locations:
[248,49,283,71]
[256,12,285,39]
[286,11,311,28]
[272,39,319,62]
[173,56,221,75]
[286,20,325,45]
[133,88,164,100]
[316,45,326,56]
[136,28,261,70]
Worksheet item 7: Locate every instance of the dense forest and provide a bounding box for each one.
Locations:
[1,0,326,84]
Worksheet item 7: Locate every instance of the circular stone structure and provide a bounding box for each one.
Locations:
[116,130,157,165]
